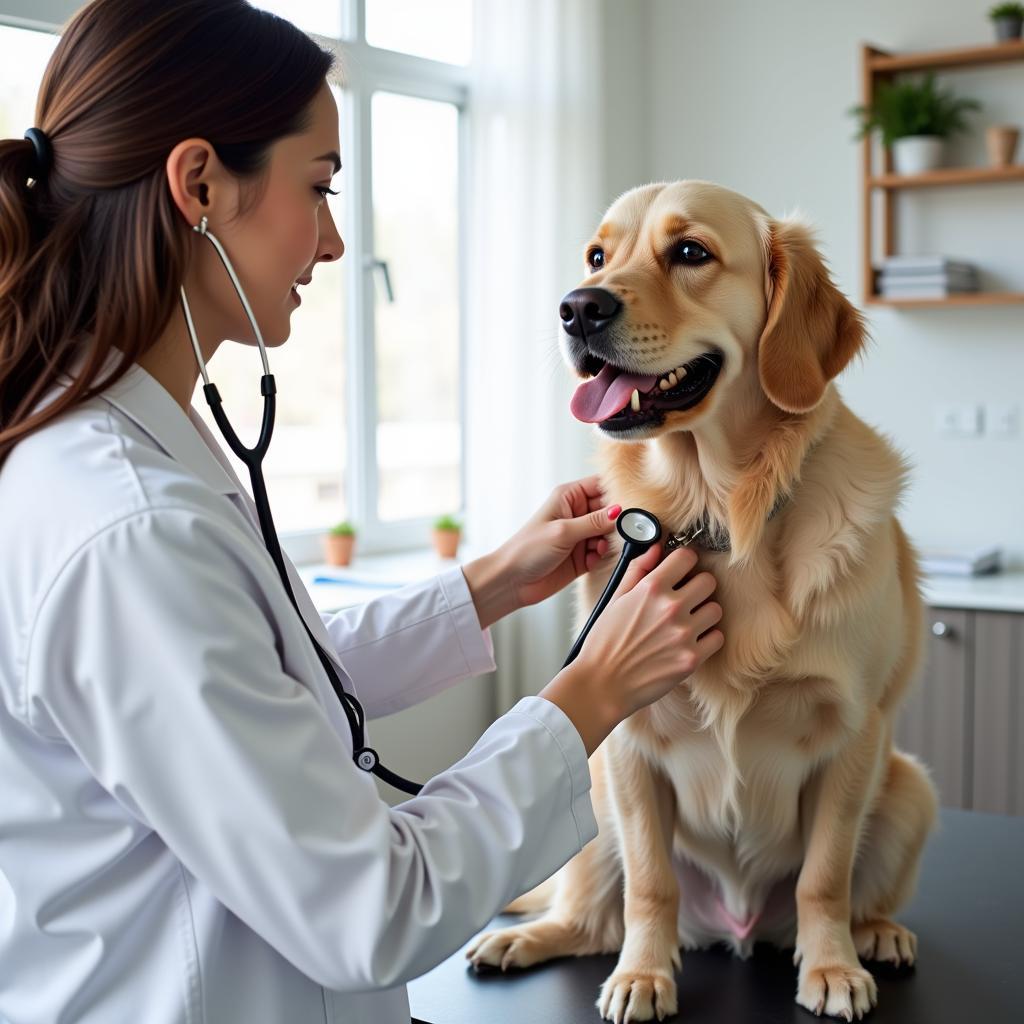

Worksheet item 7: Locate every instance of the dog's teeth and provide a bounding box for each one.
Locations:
[630,388,640,412]
[657,366,688,390]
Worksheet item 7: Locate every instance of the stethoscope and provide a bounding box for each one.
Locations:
[180,216,681,797]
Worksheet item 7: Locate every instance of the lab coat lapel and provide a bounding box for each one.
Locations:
[96,362,242,499]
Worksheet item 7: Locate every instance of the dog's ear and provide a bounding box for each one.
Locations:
[757,217,867,413]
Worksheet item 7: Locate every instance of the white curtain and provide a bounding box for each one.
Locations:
[464,0,610,716]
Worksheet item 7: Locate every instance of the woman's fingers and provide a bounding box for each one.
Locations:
[690,600,723,636]
[561,474,605,507]
[674,569,717,608]
[694,628,725,661]
[619,542,665,591]
[651,546,699,588]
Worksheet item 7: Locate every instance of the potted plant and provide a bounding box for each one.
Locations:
[989,2,1024,40]
[431,514,462,559]
[849,72,981,175]
[324,520,356,566]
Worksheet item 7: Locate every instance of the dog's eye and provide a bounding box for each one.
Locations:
[587,247,605,270]
[668,240,712,265]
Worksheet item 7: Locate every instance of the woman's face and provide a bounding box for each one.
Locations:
[178,81,345,353]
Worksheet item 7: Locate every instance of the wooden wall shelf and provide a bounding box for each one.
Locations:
[866,291,1024,309]
[869,164,1024,190]
[867,38,1024,73]
[860,40,1024,308]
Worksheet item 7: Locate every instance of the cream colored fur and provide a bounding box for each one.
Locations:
[466,181,938,1023]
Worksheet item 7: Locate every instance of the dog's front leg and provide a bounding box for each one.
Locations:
[597,729,680,1023]
[794,707,885,1021]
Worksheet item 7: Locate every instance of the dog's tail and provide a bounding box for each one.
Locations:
[502,874,557,914]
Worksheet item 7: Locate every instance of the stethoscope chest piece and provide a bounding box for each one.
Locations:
[356,748,379,772]
[616,508,662,547]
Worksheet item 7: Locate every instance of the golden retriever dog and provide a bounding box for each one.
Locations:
[466,180,938,1022]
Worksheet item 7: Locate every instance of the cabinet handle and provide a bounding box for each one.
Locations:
[932,621,953,638]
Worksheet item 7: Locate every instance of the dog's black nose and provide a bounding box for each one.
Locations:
[559,287,622,338]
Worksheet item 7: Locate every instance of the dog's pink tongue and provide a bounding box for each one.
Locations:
[570,364,660,423]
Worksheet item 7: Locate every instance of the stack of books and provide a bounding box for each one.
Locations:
[876,255,979,300]
[918,544,1003,577]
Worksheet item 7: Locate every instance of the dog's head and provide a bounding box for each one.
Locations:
[561,180,867,441]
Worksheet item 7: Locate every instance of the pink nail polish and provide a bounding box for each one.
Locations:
[607,505,622,520]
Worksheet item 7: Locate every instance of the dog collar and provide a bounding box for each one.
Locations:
[665,491,790,553]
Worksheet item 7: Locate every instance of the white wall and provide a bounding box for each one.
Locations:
[642,0,1023,565]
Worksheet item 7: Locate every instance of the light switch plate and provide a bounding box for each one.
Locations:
[934,403,983,438]
[987,403,1020,438]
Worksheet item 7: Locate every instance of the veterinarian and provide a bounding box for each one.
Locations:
[0,2,724,1022]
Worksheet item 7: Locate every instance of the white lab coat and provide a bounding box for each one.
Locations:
[0,356,598,1024]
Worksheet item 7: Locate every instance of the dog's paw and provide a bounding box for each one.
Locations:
[597,968,678,1023]
[796,960,878,1021]
[852,918,917,967]
[464,925,550,972]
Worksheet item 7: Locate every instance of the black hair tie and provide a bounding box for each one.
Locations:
[23,127,53,181]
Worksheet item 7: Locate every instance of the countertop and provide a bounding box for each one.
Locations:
[920,570,1024,613]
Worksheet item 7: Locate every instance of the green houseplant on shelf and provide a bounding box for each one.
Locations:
[989,3,1024,41]
[324,519,356,566]
[848,71,981,175]
[431,514,462,559]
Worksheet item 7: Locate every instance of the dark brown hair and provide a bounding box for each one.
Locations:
[0,0,334,466]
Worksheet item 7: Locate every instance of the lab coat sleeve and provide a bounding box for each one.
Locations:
[24,508,598,992]
[319,565,496,719]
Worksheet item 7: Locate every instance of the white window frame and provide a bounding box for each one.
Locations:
[285,2,472,563]
[0,0,473,564]
[0,0,67,31]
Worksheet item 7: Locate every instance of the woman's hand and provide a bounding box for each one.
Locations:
[496,475,622,611]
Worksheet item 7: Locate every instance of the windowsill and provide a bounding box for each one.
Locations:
[297,555,1024,615]
[297,544,488,612]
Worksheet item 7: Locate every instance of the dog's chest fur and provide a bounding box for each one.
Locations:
[609,543,865,918]
[627,667,846,865]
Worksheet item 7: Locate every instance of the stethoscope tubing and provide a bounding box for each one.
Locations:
[180,217,422,796]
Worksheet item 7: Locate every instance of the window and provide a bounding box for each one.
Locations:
[230,1,473,559]
[371,92,461,523]
[0,24,59,139]
[365,0,472,66]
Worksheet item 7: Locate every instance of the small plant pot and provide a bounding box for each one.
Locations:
[892,135,945,175]
[993,15,1023,41]
[324,533,355,566]
[432,528,461,559]
[986,124,1020,166]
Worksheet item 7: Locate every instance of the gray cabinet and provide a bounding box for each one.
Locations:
[895,607,1024,816]
[972,612,1024,815]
